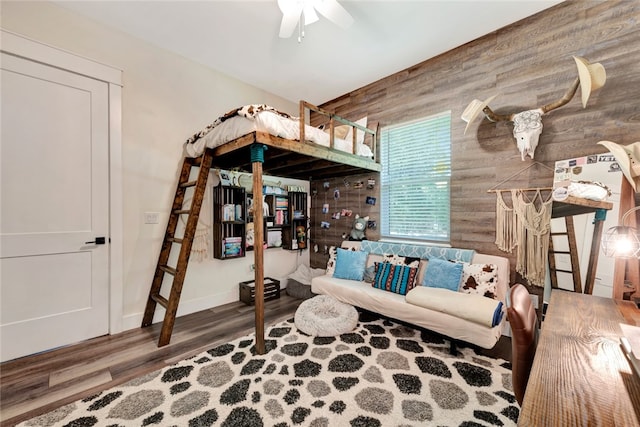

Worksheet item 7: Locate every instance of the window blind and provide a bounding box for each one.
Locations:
[380,111,451,242]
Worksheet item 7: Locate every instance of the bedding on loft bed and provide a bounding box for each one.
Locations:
[182,102,379,181]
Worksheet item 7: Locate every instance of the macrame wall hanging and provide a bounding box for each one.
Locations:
[181,187,212,262]
[489,162,554,287]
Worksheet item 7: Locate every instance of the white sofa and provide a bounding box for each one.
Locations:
[311,241,510,349]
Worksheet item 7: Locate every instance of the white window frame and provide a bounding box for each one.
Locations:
[380,111,452,244]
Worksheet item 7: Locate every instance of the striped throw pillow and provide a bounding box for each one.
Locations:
[372,262,418,295]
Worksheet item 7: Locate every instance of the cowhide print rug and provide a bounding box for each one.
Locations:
[20,312,518,427]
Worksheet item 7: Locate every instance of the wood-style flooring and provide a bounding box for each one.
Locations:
[0,294,302,427]
[0,294,512,426]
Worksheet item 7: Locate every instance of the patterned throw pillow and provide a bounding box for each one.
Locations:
[381,254,421,269]
[422,258,464,292]
[459,263,499,299]
[333,248,368,281]
[372,262,419,295]
[326,245,358,275]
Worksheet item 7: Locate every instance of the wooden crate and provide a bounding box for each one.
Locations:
[239,277,281,305]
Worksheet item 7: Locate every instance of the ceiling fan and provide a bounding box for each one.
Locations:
[277,0,354,40]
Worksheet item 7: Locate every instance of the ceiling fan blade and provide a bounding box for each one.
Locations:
[303,4,319,25]
[278,0,303,38]
[312,0,354,29]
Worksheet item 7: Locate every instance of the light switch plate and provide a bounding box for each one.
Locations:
[144,212,160,224]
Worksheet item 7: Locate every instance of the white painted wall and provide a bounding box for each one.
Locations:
[1,1,308,332]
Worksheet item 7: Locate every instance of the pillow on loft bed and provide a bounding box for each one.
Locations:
[321,117,368,144]
[329,125,351,139]
[344,117,368,145]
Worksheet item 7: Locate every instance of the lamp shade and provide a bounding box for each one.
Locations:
[601,225,640,259]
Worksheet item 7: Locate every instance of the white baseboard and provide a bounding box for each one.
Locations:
[121,289,238,332]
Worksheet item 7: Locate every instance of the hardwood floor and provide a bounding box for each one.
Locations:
[0,294,302,427]
[0,294,512,426]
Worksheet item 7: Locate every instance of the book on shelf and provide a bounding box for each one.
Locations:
[223,236,243,256]
[222,204,235,221]
[275,197,288,210]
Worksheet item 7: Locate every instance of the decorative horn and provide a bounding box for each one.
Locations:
[481,77,580,123]
[481,106,513,123]
[539,77,580,113]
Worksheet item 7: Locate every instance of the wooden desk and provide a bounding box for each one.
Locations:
[519,290,640,426]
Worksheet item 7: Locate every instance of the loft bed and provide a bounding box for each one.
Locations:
[184,101,381,353]
[185,101,380,180]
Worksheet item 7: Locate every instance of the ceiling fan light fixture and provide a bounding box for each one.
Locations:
[277,0,353,39]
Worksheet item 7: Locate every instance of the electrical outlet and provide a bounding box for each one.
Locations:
[144,212,160,224]
[249,264,255,271]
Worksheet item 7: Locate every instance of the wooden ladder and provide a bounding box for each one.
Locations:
[548,216,582,293]
[141,148,214,347]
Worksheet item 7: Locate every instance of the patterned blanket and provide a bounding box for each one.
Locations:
[185,104,294,145]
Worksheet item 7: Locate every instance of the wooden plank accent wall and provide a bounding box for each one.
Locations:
[309,173,380,268]
[309,1,640,283]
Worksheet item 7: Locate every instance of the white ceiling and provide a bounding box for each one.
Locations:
[53,0,563,105]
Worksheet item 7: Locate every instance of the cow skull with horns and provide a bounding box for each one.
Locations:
[462,57,606,161]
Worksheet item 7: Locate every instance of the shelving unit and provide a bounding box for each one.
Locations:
[265,194,289,228]
[213,185,246,259]
[282,191,308,251]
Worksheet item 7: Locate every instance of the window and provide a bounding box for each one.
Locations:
[380,111,451,243]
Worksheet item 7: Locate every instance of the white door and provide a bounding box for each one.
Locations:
[0,52,110,362]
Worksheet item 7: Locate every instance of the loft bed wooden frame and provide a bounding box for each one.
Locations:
[208,100,381,353]
[207,101,379,180]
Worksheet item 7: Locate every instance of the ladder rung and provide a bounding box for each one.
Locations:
[553,268,573,274]
[550,250,571,255]
[550,232,569,236]
[159,265,177,276]
[142,150,214,348]
[151,293,169,309]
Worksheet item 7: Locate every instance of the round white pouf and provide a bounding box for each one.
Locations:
[294,295,359,337]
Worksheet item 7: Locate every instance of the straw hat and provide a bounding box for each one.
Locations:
[597,140,640,191]
[573,56,606,108]
[461,94,498,134]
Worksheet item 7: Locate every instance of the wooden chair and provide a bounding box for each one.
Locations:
[507,283,539,406]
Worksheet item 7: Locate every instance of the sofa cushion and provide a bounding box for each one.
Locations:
[372,262,419,295]
[459,263,499,299]
[422,258,464,291]
[333,248,368,281]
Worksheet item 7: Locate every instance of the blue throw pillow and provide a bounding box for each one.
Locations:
[333,248,368,281]
[372,262,419,295]
[422,258,464,291]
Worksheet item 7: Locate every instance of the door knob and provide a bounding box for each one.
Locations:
[85,237,106,245]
